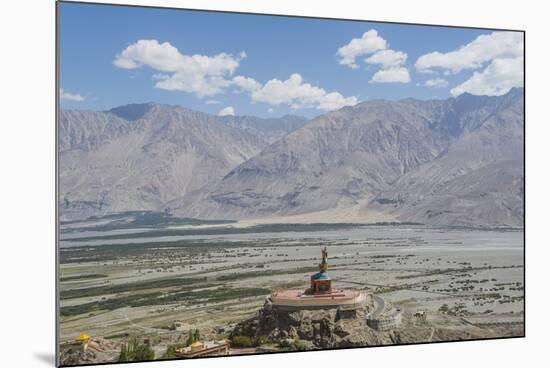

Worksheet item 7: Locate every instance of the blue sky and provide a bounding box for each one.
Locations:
[59,2,524,118]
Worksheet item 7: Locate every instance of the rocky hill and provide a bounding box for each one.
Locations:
[230,296,521,349]
[231,298,383,349]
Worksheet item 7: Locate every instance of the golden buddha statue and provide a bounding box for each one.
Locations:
[319,247,328,272]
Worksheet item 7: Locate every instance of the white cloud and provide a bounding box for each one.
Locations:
[60,88,85,102]
[415,31,523,97]
[370,67,411,83]
[113,39,245,97]
[424,78,449,88]
[218,106,235,116]
[205,100,221,105]
[365,49,407,68]
[267,108,274,113]
[418,69,436,75]
[250,73,358,111]
[415,32,523,74]
[232,75,262,92]
[114,39,357,112]
[337,30,387,68]
[450,57,523,97]
[338,30,411,84]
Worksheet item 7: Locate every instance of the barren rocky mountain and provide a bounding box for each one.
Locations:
[59,103,306,220]
[60,89,524,227]
[170,89,524,226]
[170,100,450,218]
[219,114,308,145]
[368,88,524,227]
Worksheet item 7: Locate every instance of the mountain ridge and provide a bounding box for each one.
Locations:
[59,103,307,220]
[59,89,524,227]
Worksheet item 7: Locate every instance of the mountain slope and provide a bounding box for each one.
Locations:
[370,90,524,226]
[170,100,450,218]
[60,89,524,227]
[170,89,524,227]
[59,103,307,220]
[219,114,308,144]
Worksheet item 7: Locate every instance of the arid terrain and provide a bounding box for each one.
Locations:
[58,212,524,365]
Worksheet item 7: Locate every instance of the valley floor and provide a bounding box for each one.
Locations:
[58,220,524,365]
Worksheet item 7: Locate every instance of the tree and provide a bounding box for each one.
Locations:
[161,345,177,360]
[117,337,155,362]
[118,343,129,362]
[185,329,201,347]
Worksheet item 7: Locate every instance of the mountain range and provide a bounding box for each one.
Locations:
[59,88,524,227]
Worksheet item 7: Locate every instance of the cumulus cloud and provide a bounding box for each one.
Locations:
[365,49,407,69]
[450,57,523,97]
[218,106,235,116]
[337,30,387,68]
[416,31,523,96]
[370,67,411,83]
[424,78,449,88]
[113,39,245,97]
[60,88,85,102]
[250,73,358,111]
[338,30,411,83]
[114,39,357,112]
[415,32,523,74]
[232,75,262,92]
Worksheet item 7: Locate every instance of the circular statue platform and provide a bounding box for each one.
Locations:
[270,288,366,309]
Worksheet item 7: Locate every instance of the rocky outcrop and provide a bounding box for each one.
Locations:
[231,298,388,349]
[59,338,120,366]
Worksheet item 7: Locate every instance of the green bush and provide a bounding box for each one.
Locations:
[278,338,306,351]
[230,335,265,348]
[118,337,155,362]
[438,304,449,313]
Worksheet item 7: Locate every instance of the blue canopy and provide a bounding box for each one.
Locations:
[311,271,331,280]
